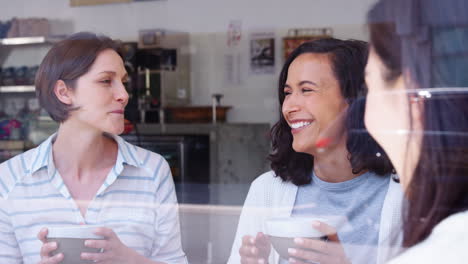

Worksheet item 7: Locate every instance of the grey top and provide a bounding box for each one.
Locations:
[280,171,390,264]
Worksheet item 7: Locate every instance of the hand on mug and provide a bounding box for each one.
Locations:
[239,232,271,264]
[287,221,351,264]
[37,227,64,264]
[80,227,139,264]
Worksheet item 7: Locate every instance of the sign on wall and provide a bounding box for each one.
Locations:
[249,31,275,75]
[70,0,162,7]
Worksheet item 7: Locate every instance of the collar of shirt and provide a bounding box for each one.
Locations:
[25,132,146,197]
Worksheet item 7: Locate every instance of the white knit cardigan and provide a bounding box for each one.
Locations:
[227,171,404,264]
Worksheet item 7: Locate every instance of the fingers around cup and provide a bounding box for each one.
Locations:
[84,239,108,250]
[37,227,48,242]
[40,241,57,257]
[240,245,259,257]
[81,251,107,262]
[242,235,255,245]
[50,252,64,263]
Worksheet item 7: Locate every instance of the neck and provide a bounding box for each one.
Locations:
[53,121,117,181]
[311,136,363,183]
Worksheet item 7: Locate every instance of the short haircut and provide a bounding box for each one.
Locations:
[269,38,394,186]
[35,32,122,122]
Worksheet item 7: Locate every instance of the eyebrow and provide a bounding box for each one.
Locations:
[98,71,116,75]
[98,71,128,79]
[284,80,318,89]
[298,80,318,86]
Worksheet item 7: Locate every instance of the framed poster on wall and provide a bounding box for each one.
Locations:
[249,31,275,75]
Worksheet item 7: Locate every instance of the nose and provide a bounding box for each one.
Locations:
[282,93,301,117]
[116,81,129,106]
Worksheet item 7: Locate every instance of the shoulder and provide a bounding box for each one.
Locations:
[250,170,291,190]
[246,170,297,204]
[390,211,468,264]
[116,136,171,184]
[389,238,467,263]
[251,170,277,185]
[431,211,468,241]
[117,136,169,170]
[0,148,37,198]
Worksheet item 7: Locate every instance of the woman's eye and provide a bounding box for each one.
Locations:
[283,91,291,96]
[302,88,314,93]
[100,79,112,84]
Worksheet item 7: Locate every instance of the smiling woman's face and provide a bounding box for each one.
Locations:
[282,53,348,155]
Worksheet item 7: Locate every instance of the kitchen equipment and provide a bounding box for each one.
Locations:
[135,29,191,124]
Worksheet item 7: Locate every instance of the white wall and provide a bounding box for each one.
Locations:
[0,0,375,124]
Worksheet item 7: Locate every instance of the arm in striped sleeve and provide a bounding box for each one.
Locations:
[150,158,188,264]
[0,196,22,263]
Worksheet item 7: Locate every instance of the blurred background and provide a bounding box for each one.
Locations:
[0,0,376,262]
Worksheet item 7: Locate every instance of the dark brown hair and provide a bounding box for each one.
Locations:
[269,38,394,186]
[368,0,468,247]
[35,32,122,122]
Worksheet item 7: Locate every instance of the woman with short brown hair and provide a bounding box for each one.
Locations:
[0,32,187,264]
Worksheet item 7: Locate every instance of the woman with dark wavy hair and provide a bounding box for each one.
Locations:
[228,38,402,264]
[365,0,468,262]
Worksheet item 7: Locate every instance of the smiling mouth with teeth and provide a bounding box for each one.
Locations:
[290,121,313,134]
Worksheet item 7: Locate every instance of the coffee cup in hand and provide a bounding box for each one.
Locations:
[265,217,327,260]
[46,226,104,264]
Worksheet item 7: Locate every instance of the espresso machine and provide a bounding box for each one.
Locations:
[132,29,191,124]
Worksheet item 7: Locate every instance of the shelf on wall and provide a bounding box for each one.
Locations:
[0,85,35,93]
[0,140,25,150]
[0,36,64,46]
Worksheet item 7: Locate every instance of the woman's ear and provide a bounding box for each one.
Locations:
[54,80,73,105]
[409,94,425,130]
[402,70,425,131]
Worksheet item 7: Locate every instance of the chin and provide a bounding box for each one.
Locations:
[292,135,316,154]
[103,125,124,135]
[292,142,313,155]
[114,127,125,135]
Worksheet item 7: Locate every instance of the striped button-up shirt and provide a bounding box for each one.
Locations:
[0,133,188,263]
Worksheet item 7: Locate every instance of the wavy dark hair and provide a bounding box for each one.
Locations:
[368,0,468,247]
[269,38,394,186]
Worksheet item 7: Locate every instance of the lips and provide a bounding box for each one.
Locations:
[110,109,124,114]
[289,119,314,134]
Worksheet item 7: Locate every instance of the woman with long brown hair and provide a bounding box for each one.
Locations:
[365,0,468,262]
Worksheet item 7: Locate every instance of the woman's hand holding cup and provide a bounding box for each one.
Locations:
[239,232,271,264]
[81,227,141,264]
[288,221,351,264]
[37,227,64,264]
